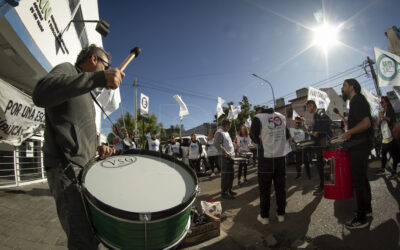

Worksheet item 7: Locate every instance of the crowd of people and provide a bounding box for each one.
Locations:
[33,44,400,248]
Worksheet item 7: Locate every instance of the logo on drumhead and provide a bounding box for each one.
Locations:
[100,156,137,168]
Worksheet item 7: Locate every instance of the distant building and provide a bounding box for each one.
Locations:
[385,26,400,56]
[181,122,216,137]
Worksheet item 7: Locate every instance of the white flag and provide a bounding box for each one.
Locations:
[307,86,330,110]
[292,109,299,120]
[245,116,252,128]
[96,89,121,118]
[374,47,400,87]
[140,93,149,116]
[173,94,189,118]
[229,105,241,120]
[361,88,380,107]
[216,97,226,118]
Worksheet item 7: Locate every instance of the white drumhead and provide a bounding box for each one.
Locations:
[84,155,196,213]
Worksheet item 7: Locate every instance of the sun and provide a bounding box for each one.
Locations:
[313,23,339,50]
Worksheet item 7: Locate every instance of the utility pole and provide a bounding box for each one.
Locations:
[367,57,382,97]
[134,78,138,130]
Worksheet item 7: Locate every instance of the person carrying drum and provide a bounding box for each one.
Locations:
[146,133,161,152]
[214,119,237,199]
[165,135,182,158]
[340,78,373,229]
[250,107,291,224]
[290,117,311,179]
[306,100,332,195]
[206,133,220,176]
[234,125,253,185]
[187,133,203,174]
[376,96,399,178]
[32,44,122,249]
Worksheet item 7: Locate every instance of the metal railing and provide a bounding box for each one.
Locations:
[0,138,46,188]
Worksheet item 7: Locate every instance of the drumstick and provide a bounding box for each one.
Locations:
[330,137,345,144]
[119,47,141,72]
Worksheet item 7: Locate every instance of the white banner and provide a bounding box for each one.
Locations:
[140,93,149,116]
[307,86,330,110]
[374,47,400,87]
[228,105,241,120]
[173,94,189,118]
[216,97,226,119]
[96,89,121,119]
[245,116,252,128]
[0,79,45,146]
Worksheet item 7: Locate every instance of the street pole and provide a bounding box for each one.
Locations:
[179,117,182,137]
[120,104,126,128]
[134,78,137,130]
[251,74,276,108]
[367,57,382,97]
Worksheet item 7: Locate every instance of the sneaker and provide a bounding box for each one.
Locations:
[211,172,216,177]
[221,192,235,199]
[345,216,369,229]
[313,187,324,195]
[276,214,285,222]
[257,214,269,225]
[229,190,238,196]
[375,169,385,174]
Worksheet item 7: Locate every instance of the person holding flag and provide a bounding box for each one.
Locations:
[146,133,161,152]
[165,135,182,158]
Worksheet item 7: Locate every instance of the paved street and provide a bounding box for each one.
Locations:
[0,160,399,250]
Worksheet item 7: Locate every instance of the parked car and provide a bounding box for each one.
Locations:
[180,134,208,173]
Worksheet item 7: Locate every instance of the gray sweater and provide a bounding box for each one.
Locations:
[33,62,107,169]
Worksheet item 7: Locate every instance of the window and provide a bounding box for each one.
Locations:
[73,6,88,48]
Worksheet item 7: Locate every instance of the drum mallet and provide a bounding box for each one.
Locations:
[119,47,141,72]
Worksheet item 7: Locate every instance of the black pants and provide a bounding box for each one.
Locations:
[258,156,286,218]
[189,159,201,173]
[208,156,220,172]
[350,148,372,219]
[238,162,248,181]
[294,148,311,177]
[219,156,234,194]
[312,146,324,188]
[381,140,399,172]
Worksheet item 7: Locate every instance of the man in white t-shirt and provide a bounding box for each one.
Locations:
[250,108,291,224]
[165,135,182,158]
[289,117,311,179]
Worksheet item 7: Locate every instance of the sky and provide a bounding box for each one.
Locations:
[98,0,399,135]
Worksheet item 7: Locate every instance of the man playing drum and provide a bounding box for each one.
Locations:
[33,44,123,249]
[341,78,373,229]
[289,117,311,179]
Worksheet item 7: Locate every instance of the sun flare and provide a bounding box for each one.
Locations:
[313,24,339,49]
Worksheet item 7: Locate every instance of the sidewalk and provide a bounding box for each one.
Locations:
[0,160,399,249]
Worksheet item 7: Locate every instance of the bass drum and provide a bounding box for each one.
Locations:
[81,149,199,250]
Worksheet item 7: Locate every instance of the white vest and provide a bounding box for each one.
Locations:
[189,141,201,159]
[207,139,219,157]
[216,128,235,156]
[168,142,181,155]
[236,135,251,152]
[289,128,306,143]
[255,112,291,158]
[148,138,160,152]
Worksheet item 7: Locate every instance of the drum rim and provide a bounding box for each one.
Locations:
[81,149,198,221]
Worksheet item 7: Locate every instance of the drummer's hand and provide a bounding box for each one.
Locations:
[341,131,351,141]
[313,132,318,138]
[97,145,115,159]
[104,68,125,90]
[224,153,231,158]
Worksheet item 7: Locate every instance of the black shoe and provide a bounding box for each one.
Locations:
[313,187,324,195]
[389,172,398,179]
[295,174,301,179]
[345,216,369,229]
[375,169,385,174]
[221,192,235,199]
[229,190,238,196]
[353,209,372,217]
[244,178,248,183]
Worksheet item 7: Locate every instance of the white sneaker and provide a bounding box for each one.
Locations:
[276,214,285,222]
[211,172,216,176]
[257,214,269,225]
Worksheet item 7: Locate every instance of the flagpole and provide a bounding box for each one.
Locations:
[120,104,126,128]
[367,56,382,97]
[179,117,182,137]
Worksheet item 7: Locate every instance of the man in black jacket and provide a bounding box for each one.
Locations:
[33,44,124,249]
[306,100,332,195]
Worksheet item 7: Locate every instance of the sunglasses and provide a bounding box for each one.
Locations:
[97,55,111,70]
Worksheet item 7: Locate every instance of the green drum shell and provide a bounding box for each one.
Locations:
[81,149,198,250]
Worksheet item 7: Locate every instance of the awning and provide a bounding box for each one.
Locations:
[0,77,44,146]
